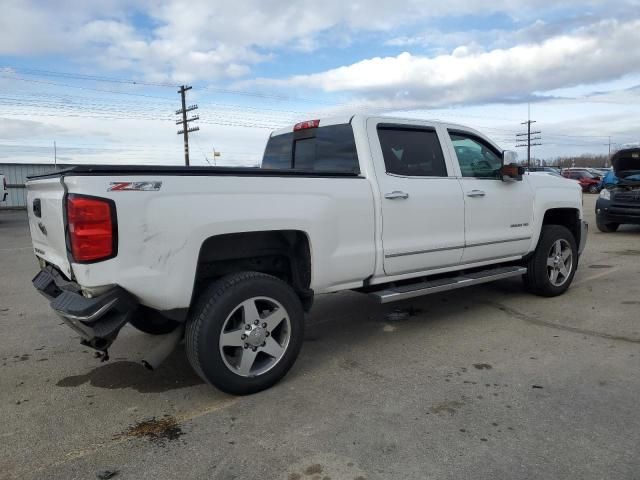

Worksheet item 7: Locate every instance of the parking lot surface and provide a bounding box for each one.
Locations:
[1,195,639,480]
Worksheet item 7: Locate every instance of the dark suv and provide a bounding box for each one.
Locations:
[595,148,640,232]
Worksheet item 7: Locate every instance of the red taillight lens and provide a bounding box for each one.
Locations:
[294,119,320,131]
[67,195,116,262]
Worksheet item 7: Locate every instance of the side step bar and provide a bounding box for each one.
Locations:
[370,266,527,304]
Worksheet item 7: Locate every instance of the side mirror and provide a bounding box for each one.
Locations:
[501,163,524,182]
[502,150,518,164]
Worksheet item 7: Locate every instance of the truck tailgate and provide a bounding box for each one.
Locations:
[26,177,72,279]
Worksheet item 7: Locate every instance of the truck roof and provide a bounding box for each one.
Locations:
[270,113,480,137]
[270,115,356,136]
[270,114,500,151]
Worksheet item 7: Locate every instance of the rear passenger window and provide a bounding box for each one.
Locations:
[261,124,359,173]
[377,126,447,177]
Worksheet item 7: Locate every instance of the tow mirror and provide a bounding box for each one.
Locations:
[501,163,524,182]
[502,150,518,164]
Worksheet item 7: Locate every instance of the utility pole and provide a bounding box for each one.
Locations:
[607,136,611,167]
[53,141,57,168]
[515,104,541,168]
[176,85,199,166]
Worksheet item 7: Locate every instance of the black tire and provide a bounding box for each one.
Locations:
[523,225,577,297]
[588,184,600,194]
[185,272,304,395]
[130,307,181,335]
[596,221,619,233]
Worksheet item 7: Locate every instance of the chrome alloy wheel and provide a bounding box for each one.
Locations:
[218,296,291,377]
[546,239,573,287]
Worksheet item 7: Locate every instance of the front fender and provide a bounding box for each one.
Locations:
[527,184,583,253]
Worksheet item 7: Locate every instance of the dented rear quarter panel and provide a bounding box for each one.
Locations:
[64,174,376,310]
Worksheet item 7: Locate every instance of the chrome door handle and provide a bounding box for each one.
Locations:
[384,191,409,200]
[466,190,486,197]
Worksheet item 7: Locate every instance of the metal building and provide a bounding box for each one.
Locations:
[0,163,76,208]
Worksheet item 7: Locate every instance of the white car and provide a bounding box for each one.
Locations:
[25,114,587,394]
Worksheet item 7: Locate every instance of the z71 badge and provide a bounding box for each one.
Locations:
[108,181,162,192]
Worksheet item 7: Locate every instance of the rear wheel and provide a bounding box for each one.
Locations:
[185,272,304,395]
[130,307,180,335]
[524,225,577,297]
[596,221,619,233]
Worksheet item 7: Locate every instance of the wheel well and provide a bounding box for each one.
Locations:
[194,230,313,310]
[542,208,580,244]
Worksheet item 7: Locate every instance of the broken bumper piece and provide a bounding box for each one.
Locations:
[33,266,138,350]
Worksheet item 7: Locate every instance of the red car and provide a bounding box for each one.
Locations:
[562,170,601,193]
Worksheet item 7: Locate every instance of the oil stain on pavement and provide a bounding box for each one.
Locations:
[117,415,185,446]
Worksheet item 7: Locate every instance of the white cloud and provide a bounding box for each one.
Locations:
[0,118,73,140]
[2,0,636,83]
[254,19,640,109]
[2,0,640,162]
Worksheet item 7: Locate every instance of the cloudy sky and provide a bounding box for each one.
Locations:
[1,0,639,165]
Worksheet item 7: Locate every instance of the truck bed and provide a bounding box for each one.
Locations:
[27,165,361,180]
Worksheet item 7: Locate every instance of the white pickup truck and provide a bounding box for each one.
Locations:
[26,114,587,394]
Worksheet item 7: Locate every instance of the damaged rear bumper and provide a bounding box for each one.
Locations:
[33,266,138,350]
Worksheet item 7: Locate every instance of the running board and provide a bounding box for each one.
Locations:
[370,266,527,304]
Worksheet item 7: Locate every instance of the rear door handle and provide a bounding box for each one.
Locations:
[384,191,409,200]
[466,190,486,197]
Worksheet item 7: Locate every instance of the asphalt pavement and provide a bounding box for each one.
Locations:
[1,195,639,480]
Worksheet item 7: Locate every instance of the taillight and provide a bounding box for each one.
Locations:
[66,194,116,262]
[294,119,320,131]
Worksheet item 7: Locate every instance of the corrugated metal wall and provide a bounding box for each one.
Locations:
[0,163,76,208]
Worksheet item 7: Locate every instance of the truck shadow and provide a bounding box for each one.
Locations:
[54,279,526,395]
[56,344,204,393]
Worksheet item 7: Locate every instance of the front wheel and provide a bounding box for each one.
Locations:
[524,225,577,297]
[185,272,304,395]
[588,184,600,194]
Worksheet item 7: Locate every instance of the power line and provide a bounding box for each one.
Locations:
[2,67,345,107]
[191,138,213,166]
[2,69,636,156]
[4,67,179,88]
[0,75,176,100]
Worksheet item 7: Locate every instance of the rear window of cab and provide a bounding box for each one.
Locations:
[262,124,360,173]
